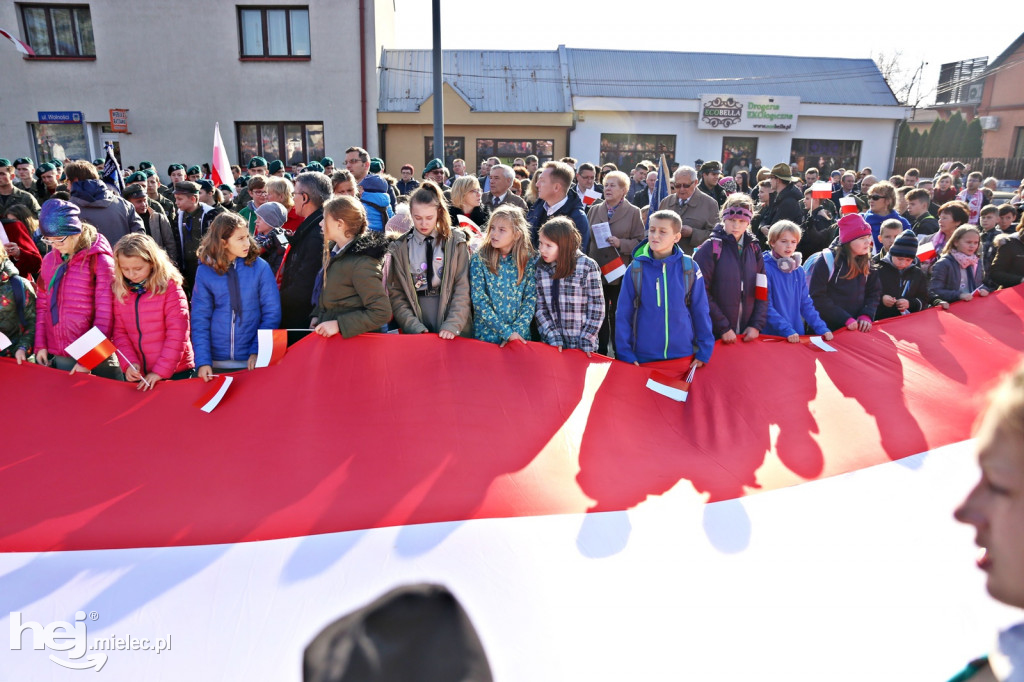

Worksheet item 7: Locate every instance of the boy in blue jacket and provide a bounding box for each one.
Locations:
[615,210,714,367]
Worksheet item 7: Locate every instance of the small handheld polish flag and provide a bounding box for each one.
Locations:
[582,188,602,206]
[255,329,288,368]
[916,241,936,262]
[0,331,11,352]
[811,181,832,199]
[601,256,627,283]
[194,376,233,413]
[457,215,481,235]
[646,365,697,402]
[65,327,117,371]
[840,197,859,215]
[755,273,768,301]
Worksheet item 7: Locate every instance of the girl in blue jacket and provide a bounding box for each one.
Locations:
[762,220,833,342]
[192,212,281,380]
[615,210,714,366]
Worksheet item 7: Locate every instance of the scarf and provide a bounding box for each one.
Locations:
[227,260,243,321]
[951,251,979,269]
[49,254,71,326]
[126,280,148,295]
[769,250,803,273]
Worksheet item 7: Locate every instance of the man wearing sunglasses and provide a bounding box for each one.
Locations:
[656,165,718,254]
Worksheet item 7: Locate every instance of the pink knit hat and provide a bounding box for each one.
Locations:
[838,214,872,244]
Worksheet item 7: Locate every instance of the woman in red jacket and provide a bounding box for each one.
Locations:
[111,233,194,389]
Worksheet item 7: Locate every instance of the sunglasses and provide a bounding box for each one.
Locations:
[677,182,696,189]
[868,194,886,201]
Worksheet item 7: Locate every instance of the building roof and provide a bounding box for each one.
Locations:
[565,48,898,106]
[378,47,899,113]
[986,31,1024,71]
[378,49,572,113]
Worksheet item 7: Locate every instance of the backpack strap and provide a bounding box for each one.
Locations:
[711,238,722,261]
[630,259,644,354]
[681,254,695,307]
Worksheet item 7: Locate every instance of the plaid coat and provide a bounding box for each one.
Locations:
[534,250,604,353]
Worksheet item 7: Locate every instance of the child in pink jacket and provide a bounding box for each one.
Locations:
[112,233,195,389]
[34,200,120,379]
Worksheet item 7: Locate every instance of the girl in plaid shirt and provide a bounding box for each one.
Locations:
[534,218,605,356]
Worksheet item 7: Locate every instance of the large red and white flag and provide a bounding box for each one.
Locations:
[0,27,35,56]
[64,327,116,370]
[211,122,233,189]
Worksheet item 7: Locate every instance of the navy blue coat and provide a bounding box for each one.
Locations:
[526,190,591,252]
[808,248,881,330]
[693,224,768,337]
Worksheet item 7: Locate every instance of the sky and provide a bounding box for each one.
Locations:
[392,1,1022,107]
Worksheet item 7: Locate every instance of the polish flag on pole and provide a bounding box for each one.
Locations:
[255,329,288,368]
[211,122,233,189]
[754,273,768,301]
[646,365,697,402]
[457,215,481,235]
[0,28,35,56]
[194,376,233,413]
[0,331,11,352]
[916,240,937,262]
[601,256,627,283]
[582,188,602,206]
[811,181,832,199]
[65,327,117,371]
[840,197,859,215]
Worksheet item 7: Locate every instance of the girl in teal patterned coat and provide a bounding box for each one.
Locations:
[469,205,537,346]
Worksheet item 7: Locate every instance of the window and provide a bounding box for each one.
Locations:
[476,139,554,170]
[19,4,95,58]
[599,134,675,171]
[238,7,310,59]
[790,139,861,176]
[424,137,465,170]
[721,137,757,176]
[32,122,88,164]
[1014,128,1024,159]
[236,122,323,166]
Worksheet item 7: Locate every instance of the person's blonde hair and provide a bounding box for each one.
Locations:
[478,205,534,283]
[942,225,982,256]
[111,233,183,302]
[720,193,753,219]
[602,170,630,196]
[978,360,1024,443]
[265,176,294,209]
[767,219,802,244]
[67,222,98,257]
[450,175,481,211]
[196,213,260,275]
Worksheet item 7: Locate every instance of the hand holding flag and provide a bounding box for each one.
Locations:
[65,327,116,372]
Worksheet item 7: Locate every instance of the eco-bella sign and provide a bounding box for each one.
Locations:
[698,95,800,132]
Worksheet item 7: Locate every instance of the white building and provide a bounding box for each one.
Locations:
[0,0,394,173]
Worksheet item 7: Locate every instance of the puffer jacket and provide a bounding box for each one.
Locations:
[988,233,1024,289]
[930,252,990,302]
[35,232,115,356]
[614,240,715,365]
[313,230,392,338]
[388,228,473,337]
[112,279,194,378]
[190,257,281,368]
[761,251,829,337]
[808,247,881,330]
[0,258,36,353]
[693,224,768,337]
[70,179,144,245]
[359,176,394,232]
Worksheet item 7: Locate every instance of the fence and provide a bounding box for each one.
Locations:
[893,157,1024,179]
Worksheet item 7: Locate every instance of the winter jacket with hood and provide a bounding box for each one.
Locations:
[359,176,394,232]
[763,182,803,226]
[761,251,829,337]
[808,247,881,330]
[930,251,990,302]
[313,230,393,338]
[988,233,1024,289]
[871,256,933,320]
[614,240,715,365]
[112,278,194,378]
[0,257,35,354]
[70,179,144,245]
[190,256,281,368]
[35,231,115,356]
[693,224,768,337]
[388,227,473,337]
[526,189,592,252]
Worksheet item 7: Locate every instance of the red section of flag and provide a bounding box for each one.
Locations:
[65,327,117,371]
[268,329,288,365]
[755,273,768,301]
[193,375,233,412]
[76,341,116,371]
[583,188,602,206]
[3,289,1024,552]
[601,257,625,276]
[458,215,481,235]
[211,122,233,190]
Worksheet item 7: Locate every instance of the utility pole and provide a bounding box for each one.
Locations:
[431,0,444,167]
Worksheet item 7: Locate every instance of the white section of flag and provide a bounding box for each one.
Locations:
[0,331,11,351]
[583,188,602,205]
[646,377,688,402]
[211,122,233,190]
[0,28,34,56]
[255,330,276,368]
[199,376,233,413]
[810,336,837,352]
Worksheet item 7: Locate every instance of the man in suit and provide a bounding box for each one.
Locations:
[632,170,657,208]
[573,163,602,205]
[482,164,528,213]
[656,166,718,254]
[831,171,867,212]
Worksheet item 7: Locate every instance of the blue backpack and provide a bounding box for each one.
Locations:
[802,248,836,286]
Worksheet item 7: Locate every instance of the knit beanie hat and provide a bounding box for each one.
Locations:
[838,214,872,244]
[889,229,919,259]
[40,199,83,237]
[255,201,288,229]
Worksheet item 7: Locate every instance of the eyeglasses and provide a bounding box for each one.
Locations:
[868,194,885,201]
[42,235,70,245]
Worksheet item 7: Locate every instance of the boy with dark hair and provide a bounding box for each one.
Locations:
[615,210,714,367]
[980,205,1002,271]
[873,230,934,320]
[904,188,939,236]
[998,204,1019,234]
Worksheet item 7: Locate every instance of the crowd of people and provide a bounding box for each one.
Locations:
[1,146,1023,388]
